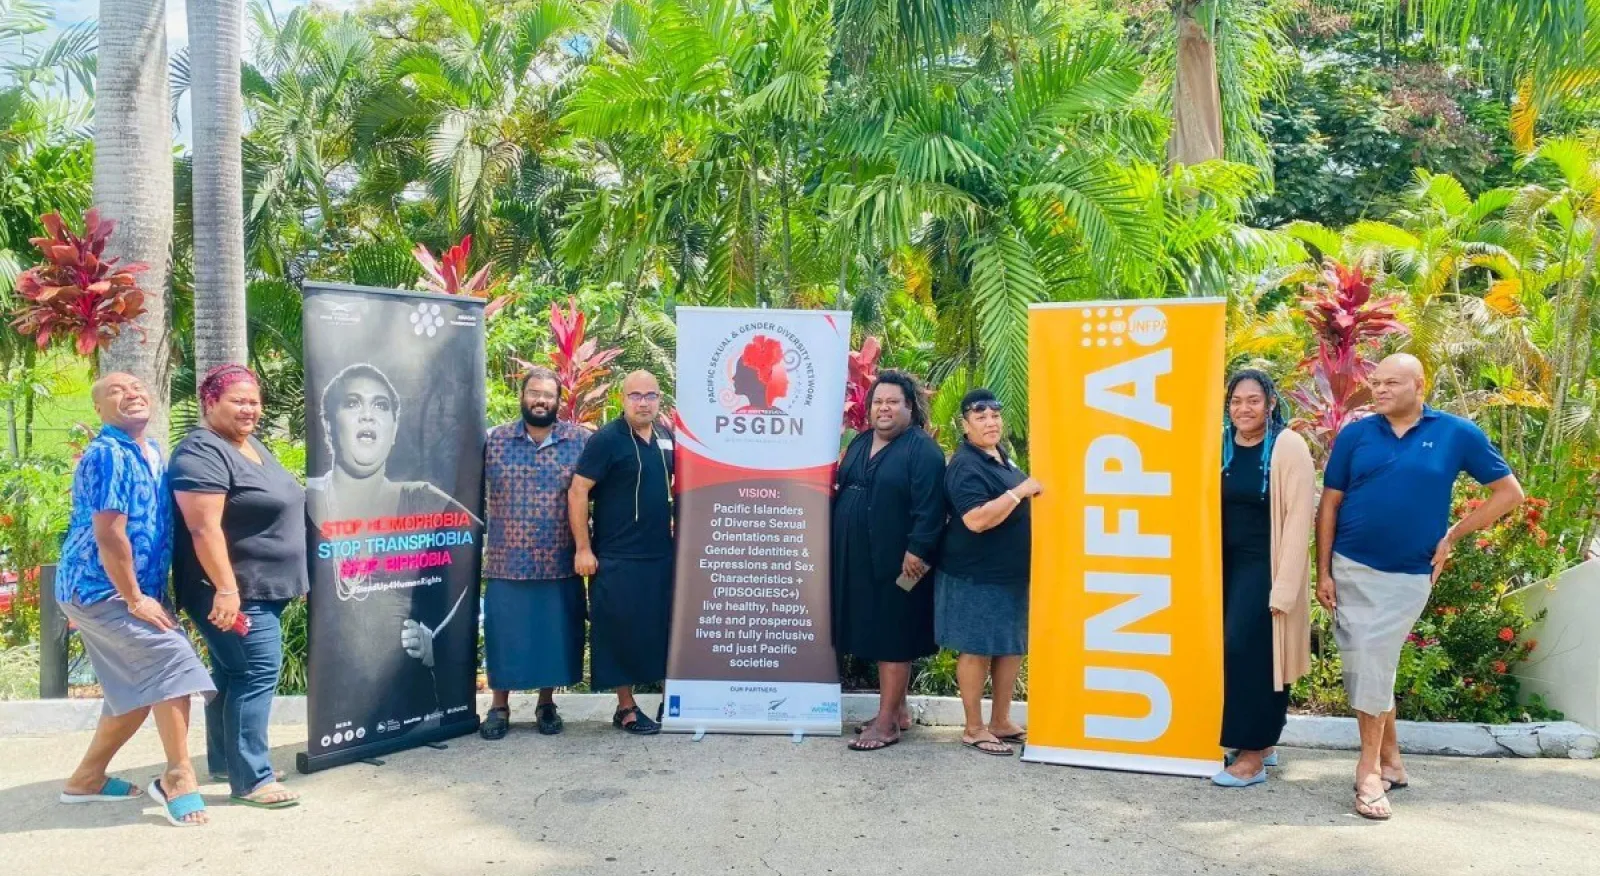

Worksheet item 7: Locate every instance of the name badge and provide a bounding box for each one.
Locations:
[657,438,674,451]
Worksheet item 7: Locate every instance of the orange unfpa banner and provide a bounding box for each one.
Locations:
[1023,300,1226,777]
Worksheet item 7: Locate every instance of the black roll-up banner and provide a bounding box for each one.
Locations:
[297,283,485,774]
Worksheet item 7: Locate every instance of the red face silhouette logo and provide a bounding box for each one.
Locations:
[733,334,789,412]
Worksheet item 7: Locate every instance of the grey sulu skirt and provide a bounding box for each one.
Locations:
[1331,553,1431,716]
[62,595,216,717]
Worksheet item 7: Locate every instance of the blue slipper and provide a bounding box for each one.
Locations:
[1225,749,1279,768]
[1212,768,1267,788]
[59,776,142,804]
[149,777,207,827]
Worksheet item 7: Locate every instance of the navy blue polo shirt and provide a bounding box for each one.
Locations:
[1325,407,1512,575]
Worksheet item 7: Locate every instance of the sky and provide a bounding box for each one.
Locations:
[46,1,365,147]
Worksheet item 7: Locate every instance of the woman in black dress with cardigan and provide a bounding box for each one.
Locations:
[1214,368,1315,787]
[831,371,946,752]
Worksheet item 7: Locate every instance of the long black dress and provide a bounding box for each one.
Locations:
[1220,439,1290,750]
[831,428,946,663]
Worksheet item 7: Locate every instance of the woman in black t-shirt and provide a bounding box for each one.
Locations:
[171,365,307,809]
[936,388,1042,757]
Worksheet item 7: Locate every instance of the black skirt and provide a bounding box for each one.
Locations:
[588,556,673,690]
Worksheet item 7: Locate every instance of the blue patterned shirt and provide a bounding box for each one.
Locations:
[55,425,172,605]
[483,420,589,580]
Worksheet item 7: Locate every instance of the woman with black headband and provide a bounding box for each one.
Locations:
[935,388,1041,757]
[1213,368,1315,787]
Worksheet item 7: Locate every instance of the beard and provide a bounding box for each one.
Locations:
[522,405,557,428]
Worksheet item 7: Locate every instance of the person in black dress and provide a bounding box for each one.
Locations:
[1214,368,1313,787]
[832,370,946,752]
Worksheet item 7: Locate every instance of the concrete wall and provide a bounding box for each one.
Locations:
[1511,559,1600,729]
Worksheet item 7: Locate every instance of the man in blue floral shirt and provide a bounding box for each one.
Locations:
[479,366,590,739]
[55,373,214,826]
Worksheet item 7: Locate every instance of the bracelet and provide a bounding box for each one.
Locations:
[214,588,239,596]
[1005,490,1022,505]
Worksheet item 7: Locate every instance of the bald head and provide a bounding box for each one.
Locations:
[621,369,663,430]
[91,372,152,434]
[1371,353,1425,418]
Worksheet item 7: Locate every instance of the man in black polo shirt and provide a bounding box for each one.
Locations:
[569,371,675,734]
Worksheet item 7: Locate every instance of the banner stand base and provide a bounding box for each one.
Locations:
[1020,744,1220,779]
[692,728,707,741]
[792,730,804,744]
[296,718,479,775]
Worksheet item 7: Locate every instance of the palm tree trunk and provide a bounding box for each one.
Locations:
[1169,3,1225,166]
[95,0,174,445]
[188,0,249,380]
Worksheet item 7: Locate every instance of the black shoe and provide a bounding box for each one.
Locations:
[613,706,660,735]
[479,706,510,740]
[535,703,564,735]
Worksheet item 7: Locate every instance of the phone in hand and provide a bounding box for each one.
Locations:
[229,612,252,636]
[895,573,918,592]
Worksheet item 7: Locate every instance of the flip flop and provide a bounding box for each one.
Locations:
[963,738,1014,757]
[1354,792,1392,821]
[996,732,1026,744]
[847,734,900,752]
[149,777,207,827]
[230,787,299,810]
[59,776,142,804]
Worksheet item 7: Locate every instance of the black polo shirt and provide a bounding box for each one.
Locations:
[575,418,675,560]
[941,440,1030,586]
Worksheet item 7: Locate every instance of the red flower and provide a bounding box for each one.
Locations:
[1492,660,1509,674]
[1498,627,1515,642]
[1475,537,1493,550]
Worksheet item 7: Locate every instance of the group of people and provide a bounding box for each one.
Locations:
[51,347,1522,828]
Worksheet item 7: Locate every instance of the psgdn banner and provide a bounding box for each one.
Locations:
[1024,300,1226,777]
[664,307,851,735]
[298,283,486,773]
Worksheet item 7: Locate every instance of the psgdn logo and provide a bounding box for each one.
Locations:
[410,303,445,337]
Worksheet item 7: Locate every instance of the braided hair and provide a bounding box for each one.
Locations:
[1221,368,1286,498]
[198,363,260,412]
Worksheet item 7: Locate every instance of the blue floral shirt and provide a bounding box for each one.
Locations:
[483,420,589,580]
[55,425,173,605]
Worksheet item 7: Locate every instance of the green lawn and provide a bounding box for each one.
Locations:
[17,352,95,460]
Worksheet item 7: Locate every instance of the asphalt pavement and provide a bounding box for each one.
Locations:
[1,720,1596,876]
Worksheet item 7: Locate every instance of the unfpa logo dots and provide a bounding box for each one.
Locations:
[410,302,445,337]
[1076,305,1168,348]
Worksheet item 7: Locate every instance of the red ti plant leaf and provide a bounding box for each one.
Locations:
[520,297,625,426]
[414,235,512,317]
[843,336,882,433]
[9,209,149,357]
[1288,258,1406,457]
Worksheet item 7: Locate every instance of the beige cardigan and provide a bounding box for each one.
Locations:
[1266,429,1315,689]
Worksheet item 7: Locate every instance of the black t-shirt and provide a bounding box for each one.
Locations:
[169,428,310,604]
[940,440,1031,585]
[574,418,675,559]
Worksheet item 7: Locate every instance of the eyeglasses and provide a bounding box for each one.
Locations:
[626,392,662,404]
[964,401,1003,414]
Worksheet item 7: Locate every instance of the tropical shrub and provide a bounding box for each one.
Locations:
[9,210,149,356]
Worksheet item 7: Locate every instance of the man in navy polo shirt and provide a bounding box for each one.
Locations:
[1316,354,1523,821]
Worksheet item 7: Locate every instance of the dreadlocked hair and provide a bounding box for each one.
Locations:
[1221,368,1286,498]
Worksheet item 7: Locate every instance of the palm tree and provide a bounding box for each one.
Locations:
[187,0,249,379]
[1166,0,1285,171]
[836,36,1155,426]
[95,0,173,442]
